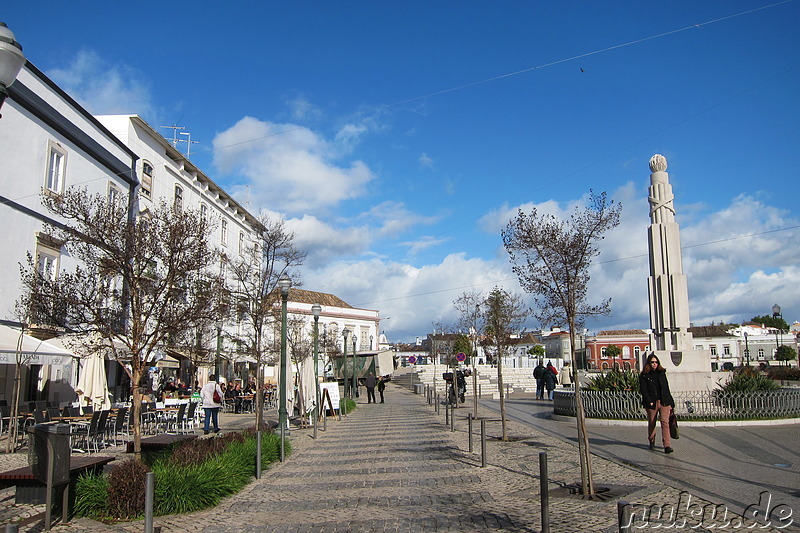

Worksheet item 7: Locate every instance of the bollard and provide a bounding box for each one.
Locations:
[468,413,473,453]
[479,384,482,398]
[280,423,285,462]
[144,471,155,533]
[324,408,328,430]
[539,452,550,533]
[618,500,632,532]
[256,431,262,479]
[313,406,317,440]
[6,525,20,533]
[506,383,510,398]
[450,403,455,432]
[435,393,440,414]
[480,419,487,467]
[445,400,449,425]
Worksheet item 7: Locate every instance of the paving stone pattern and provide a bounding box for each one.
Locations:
[2,386,796,532]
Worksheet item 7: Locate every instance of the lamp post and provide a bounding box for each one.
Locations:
[0,23,25,118]
[772,304,783,360]
[342,328,350,399]
[311,303,321,435]
[352,336,358,399]
[277,273,291,461]
[744,332,750,367]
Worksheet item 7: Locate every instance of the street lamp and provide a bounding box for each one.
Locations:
[772,304,783,358]
[351,335,358,399]
[0,23,26,118]
[277,273,291,461]
[342,328,350,399]
[311,303,321,438]
[744,332,750,367]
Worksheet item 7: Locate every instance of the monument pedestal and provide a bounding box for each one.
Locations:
[649,349,721,391]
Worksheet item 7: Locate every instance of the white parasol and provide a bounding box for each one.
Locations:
[75,351,111,410]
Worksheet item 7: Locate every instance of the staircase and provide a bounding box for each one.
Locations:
[393,365,539,399]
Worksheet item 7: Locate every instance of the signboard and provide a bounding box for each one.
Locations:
[408,355,417,364]
[320,382,341,409]
[456,352,466,362]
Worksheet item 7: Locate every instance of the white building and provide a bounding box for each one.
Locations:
[0,62,137,404]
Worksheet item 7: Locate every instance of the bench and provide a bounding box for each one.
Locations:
[126,433,197,454]
[0,455,115,504]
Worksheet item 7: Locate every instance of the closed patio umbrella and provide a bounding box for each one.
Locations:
[75,351,111,411]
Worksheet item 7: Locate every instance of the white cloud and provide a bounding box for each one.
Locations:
[400,235,450,255]
[418,152,434,169]
[212,116,376,213]
[47,50,158,120]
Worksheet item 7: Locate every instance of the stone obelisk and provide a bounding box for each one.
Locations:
[646,155,712,383]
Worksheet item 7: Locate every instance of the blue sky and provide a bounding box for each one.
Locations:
[4,1,799,342]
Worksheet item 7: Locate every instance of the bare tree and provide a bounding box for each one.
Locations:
[481,287,528,441]
[502,190,621,496]
[226,214,305,430]
[453,290,483,415]
[17,188,225,455]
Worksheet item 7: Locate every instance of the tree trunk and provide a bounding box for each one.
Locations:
[255,361,264,431]
[570,327,594,495]
[131,366,143,458]
[497,351,507,441]
[5,363,23,453]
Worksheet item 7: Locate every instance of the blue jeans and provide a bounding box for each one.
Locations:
[203,407,219,432]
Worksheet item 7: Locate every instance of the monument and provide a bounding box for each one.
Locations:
[646,154,715,389]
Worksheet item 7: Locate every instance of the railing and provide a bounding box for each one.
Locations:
[553,388,800,420]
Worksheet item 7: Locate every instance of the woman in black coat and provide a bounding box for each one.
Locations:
[639,354,675,454]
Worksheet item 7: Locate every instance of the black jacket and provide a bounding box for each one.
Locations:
[638,368,674,409]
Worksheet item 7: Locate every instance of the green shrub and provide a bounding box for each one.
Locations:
[716,367,779,393]
[767,366,800,381]
[585,370,639,391]
[106,458,150,519]
[340,398,356,413]
[73,471,109,519]
[75,430,288,521]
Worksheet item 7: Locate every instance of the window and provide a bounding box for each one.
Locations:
[622,346,631,359]
[174,185,183,211]
[600,347,607,358]
[238,232,245,254]
[108,183,122,207]
[757,349,765,360]
[723,345,731,356]
[45,141,67,194]
[200,203,208,219]
[35,234,62,281]
[221,220,228,246]
[710,345,717,356]
[140,161,153,199]
[634,346,641,358]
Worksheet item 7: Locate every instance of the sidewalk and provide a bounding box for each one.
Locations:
[4,386,795,532]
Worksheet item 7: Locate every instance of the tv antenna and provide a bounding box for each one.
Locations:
[160,124,185,147]
[178,131,200,157]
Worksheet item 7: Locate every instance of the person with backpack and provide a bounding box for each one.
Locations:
[533,361,546,400]
[544,361,558,400]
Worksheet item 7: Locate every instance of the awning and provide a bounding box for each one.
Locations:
[0,325,75,366]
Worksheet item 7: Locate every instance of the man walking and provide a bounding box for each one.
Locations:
[533,361,546,400]
[365,372,377,403]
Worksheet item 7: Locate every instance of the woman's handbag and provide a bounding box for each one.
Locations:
[668,408,679,440]
[213,388,222,404]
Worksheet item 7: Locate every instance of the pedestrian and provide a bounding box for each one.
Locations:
[543,362,557,400]
[365,372,377,403]
[639,354,675,454]
[560,362,573,388]
[533,361,546,400]
[200,374,224,435]
[377,375,387,403]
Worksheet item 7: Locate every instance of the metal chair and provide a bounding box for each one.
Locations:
[71,411,101,453]
[182,401,198,433]
[47,407,62,422]
[164,403,186,434]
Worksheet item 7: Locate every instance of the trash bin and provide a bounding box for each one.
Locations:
[27,422,71,485]
[414,383,424,395]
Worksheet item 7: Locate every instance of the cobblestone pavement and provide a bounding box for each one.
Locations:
[1,387,797,532]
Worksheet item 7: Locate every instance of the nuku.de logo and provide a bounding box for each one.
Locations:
[622,491,794,529]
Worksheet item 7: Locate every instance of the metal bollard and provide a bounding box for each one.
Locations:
[445,400,449,425]
[539,452,550,533]
[450,403,455,432]
[435,393,440,414]
[479,384,482,398]
[506,384,510,398]
[313,406,317,440]
[256,431,262,479]
[468,413,473,453]
[618,500,632,532]
[144,471,155,533]
[480,419,487,468]
[280,423,285,462]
